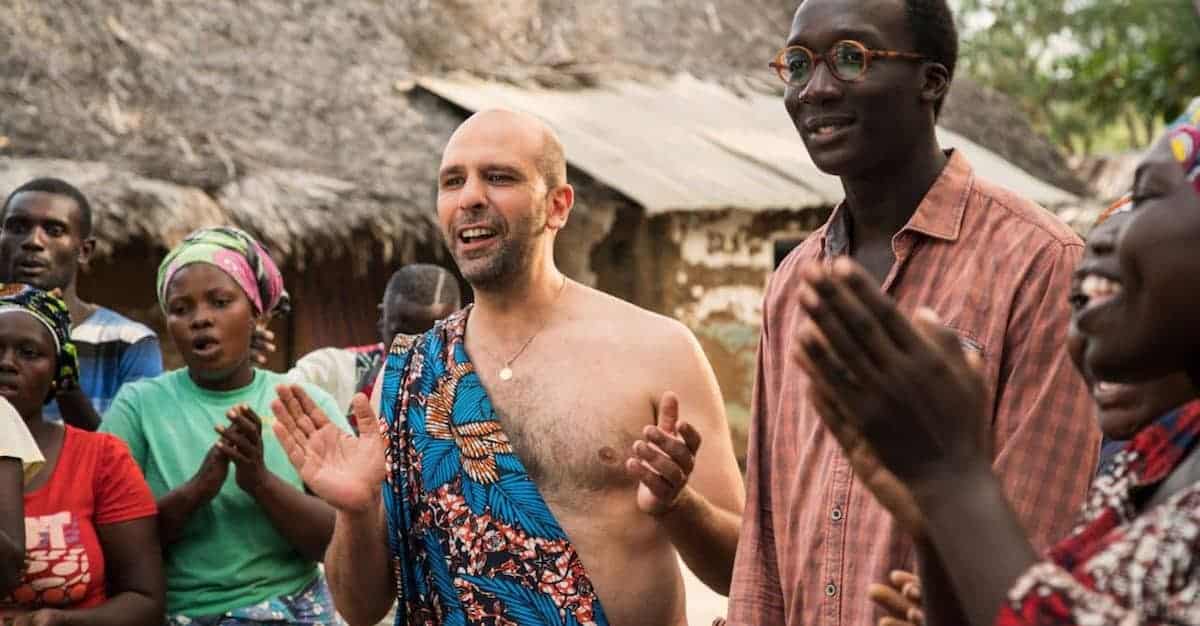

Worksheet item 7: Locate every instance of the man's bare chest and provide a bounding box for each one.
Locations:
[477,370,648,501]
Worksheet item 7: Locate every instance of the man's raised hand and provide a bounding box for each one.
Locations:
[625,391,703,516]
[271,385,387,513]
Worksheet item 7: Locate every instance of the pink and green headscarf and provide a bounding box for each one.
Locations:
[156,227,289,317]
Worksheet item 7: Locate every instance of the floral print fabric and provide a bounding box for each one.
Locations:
[379,307,609,626]
[997,399,1200,625]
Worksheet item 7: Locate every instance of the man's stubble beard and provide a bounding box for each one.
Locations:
[457,204,548,292]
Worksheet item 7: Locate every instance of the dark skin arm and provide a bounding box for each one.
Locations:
[912,470,1036,626]
[913,540,970,626]
[794,258,1038,626]
[0,458,23,596]
[6,518,164,626]
[52,390,102,432]
[217,405,335,563]
[155,445,229,546]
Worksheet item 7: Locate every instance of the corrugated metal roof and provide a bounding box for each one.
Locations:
[418,74,1077,214]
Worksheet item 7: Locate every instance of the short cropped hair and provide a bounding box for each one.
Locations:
[1,177,95,238]
[537,126,567,191]
[385,264,461,309]
[904,0,958,117]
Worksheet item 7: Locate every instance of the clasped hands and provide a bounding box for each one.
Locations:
[793,257,992,535]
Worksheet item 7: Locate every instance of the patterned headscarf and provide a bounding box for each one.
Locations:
[156,227,289,317]
[1099,98,1200,225]
[1167,97,1200,195]
[0,284,79,400]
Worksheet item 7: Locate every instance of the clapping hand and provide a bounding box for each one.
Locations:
[271,386,387,513]
[625,391,703,516]
[216,404,270,493]
[794,258,991,490]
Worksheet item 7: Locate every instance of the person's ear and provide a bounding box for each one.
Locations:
[919,62,951,111]
[77,237,96,270]
[546,184,574,231]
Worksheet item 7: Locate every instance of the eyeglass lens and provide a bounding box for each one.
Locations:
[783,42,867,85]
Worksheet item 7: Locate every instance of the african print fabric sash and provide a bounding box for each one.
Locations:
[379,308,610,626]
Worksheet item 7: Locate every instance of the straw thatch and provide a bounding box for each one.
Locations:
[0,0,1086,269]
[1,0,461,268]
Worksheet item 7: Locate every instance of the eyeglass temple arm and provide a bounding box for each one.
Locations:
[869,50,926,60]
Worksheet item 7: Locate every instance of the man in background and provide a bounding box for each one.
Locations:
[286,263,461,414]
[0,178,162,429]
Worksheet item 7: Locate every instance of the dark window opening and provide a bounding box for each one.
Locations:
[774,239,804,268]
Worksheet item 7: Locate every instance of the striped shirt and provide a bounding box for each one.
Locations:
[44,307,162,421]
[726,150,1100,626]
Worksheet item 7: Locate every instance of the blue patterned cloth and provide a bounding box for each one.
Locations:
[165,575,344,625]
[380,307,610,626]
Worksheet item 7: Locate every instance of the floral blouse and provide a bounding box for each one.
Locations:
[998,398,1200,625]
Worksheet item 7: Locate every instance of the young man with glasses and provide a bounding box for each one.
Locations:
[724,1,1100,625]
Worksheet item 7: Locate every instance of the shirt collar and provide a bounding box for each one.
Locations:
[821,150,973,257]
[1122,399,1200,489]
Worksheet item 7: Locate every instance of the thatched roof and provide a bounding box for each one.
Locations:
[0,0,1087,266]
[1,1,458,267]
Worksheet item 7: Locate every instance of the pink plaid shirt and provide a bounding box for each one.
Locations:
[726,151,1100,626]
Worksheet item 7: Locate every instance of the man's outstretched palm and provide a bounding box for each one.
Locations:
[272,385,387,514]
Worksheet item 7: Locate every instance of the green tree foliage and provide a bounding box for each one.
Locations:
[957,0,1200,154]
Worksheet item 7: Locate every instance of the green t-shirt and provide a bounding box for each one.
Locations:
[100,368,350,616]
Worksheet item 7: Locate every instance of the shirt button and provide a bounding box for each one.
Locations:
[825,582,838,597]
[831,507,843,521]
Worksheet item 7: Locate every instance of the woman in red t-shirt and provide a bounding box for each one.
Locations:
[0,285,162,625]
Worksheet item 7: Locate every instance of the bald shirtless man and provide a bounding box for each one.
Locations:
[271,110,744,626]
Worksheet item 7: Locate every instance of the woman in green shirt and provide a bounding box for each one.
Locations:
[101,228,350,625]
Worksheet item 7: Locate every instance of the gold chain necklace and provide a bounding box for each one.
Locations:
[498,277,568,381]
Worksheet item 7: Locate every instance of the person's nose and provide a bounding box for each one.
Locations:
[188,306,214,330]
[19,226,46,251]
[0,348,18,373]
[798,58,843,106]
[457,173,487,213]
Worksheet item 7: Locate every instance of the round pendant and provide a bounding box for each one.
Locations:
[499,367,514,381]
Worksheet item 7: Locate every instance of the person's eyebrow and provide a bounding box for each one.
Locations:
[438,164,465,179]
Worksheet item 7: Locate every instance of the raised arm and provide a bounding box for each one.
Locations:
[794,257,1040,626]
[272,386,394,625]
[624,322,745,594]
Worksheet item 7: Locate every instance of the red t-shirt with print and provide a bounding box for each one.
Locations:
[2,426,156,610]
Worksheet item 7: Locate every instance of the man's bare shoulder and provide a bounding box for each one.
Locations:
[573,283,696,352]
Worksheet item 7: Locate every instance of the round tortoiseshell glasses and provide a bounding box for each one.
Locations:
[769,40,927,87]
